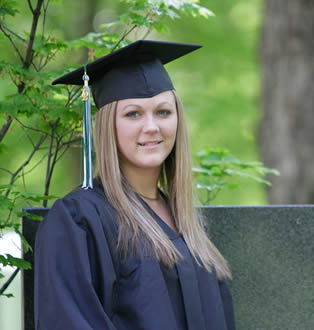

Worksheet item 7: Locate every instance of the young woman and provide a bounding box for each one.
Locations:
[35,40,235,330]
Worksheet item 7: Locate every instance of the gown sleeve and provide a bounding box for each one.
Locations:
[34,195,118,330]
[219,280,236,330]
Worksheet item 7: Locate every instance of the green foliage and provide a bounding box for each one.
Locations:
[0,0,19,18]
[0,184,57,234]
[67,0,212,56]
[0,254,31,270]
[1,293,14,298]
[67,32,123,57]
[0,184,57,296]
[118,0,214,34]
[193,148,279,204]
[32,34,67,58]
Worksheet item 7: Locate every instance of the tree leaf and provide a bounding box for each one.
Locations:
[1,254,31,270]
[1,293,15,298]
[0,0,19,17]
[192,166,214,176]
[15,228,33,253]
[224,168,272,185]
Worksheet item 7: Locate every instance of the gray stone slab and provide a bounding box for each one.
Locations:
[200,205,314,330]
[23,206,314,330]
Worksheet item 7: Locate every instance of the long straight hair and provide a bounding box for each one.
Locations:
[94,90,231,280]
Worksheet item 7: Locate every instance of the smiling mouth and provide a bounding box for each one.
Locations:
[138,141,162,146]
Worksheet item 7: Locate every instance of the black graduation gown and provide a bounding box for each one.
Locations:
[34,185,235,330]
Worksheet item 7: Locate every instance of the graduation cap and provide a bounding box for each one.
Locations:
[52,40,202,189]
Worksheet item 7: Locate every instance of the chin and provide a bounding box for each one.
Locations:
[135,159,165,170]
[137,162,163,170]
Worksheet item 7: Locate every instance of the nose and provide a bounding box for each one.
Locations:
[142,114,159,133]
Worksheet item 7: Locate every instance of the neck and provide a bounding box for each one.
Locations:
[122,165,161,199]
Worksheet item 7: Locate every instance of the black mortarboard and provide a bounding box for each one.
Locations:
[52,40,202,189]
[52,39,202,109]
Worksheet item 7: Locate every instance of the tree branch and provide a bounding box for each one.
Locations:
[111,24,137,52]
[43,119,59,206]
[7,70,18,88]
[57,123,79,141]
[38,48,57,71]
[5,134,47,196]
[23,0,44,69]
[0,24,24,63]
[0,268,20,296]
[46,137,60,190]
[41,0,50,39]
[65,86,82,107]
[31,61,39,72]
[14,117,50,137]
[17,152,48,178]
[2,194,17,227]
[0,115,13,143]
[14,118,36,148]
[142,27,153,40]
[0,168,13,175]
[60,137,81,147]
[43,141,59,207]
[27,0,34,13]
[45,121,57,187]
[0,24,26,42]
[56,132,81,162]
[24,130,35,148]
[55,144,70,163]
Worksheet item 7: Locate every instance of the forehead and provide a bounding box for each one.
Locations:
[117,90,176,110]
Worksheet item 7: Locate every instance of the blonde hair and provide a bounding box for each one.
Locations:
[94,90,231,280]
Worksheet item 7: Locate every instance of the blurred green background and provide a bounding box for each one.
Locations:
[0,0,265,206]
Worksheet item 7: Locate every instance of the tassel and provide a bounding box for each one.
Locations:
[81,65,93,189]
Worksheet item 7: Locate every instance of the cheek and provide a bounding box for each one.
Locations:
[116,121,125,141]
[115,118,128,155]
[166,116,178,143]
[115,119,138,157]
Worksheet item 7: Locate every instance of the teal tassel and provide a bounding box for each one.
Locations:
[81,66,93,189]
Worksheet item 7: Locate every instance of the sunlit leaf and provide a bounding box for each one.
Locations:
[192,167,214,176]
[1,254,31,270]
[15,229,33,253]
[194,147,279,203]
[99,21,123,30]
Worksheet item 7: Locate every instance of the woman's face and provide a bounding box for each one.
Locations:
[115,90,177,174]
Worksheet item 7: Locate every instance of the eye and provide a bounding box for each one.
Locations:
[157,109,172,116]
[125,110,140,118]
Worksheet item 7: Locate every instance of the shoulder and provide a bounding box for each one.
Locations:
[44,183,118,233]
[63,185,108,210]
[64,179,111,208]
[36,183,120,265]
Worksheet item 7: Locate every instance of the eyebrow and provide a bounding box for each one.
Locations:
[122,101,174,111]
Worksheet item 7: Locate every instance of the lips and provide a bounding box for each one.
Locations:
[138,141,162,146]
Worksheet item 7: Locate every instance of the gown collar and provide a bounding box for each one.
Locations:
[139,192,180,241]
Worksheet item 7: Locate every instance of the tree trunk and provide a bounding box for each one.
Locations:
[259,0,314,204]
